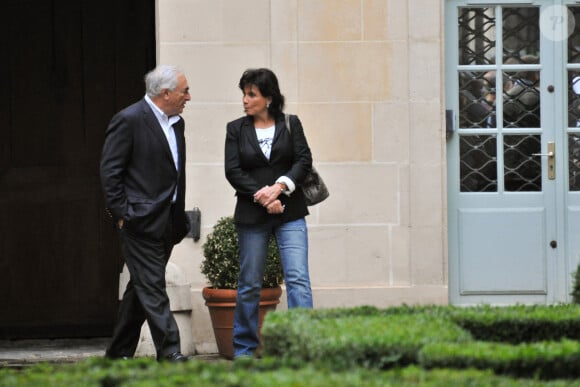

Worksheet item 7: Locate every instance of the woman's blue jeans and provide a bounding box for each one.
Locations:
[233,217,313,357]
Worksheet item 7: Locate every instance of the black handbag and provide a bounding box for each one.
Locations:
[285,114,329,206]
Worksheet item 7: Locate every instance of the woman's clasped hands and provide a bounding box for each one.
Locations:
[253,184,285,214]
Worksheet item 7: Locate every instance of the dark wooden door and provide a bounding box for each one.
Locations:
[0,0,155,338]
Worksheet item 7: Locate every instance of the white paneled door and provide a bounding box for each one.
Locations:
[446,1,580,304]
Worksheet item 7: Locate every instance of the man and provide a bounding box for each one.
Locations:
[100,65,191,362]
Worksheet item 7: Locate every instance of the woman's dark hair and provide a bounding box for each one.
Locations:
[239,68,285,117]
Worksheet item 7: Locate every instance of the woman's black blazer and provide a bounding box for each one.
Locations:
[225,114,312,225]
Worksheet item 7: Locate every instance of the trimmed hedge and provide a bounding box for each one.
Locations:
[448,304,580,343]
[0,357,577,386]
[4,305,580,384]
[261,304,580,379]
[262,307,471,369]
[420,339,580,380]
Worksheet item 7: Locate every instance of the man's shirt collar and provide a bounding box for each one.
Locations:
[144,94,181,126]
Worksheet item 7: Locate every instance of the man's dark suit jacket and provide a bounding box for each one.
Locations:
[100,98,189,244]
[225,114,312,225]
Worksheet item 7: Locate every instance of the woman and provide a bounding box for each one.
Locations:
[225,68,314,358]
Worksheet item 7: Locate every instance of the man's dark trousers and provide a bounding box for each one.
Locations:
[106,213,180,359]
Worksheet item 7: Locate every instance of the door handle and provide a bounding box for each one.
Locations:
[531,151,554,157]
[532,141,555,180]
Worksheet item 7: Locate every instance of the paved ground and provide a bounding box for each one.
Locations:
[0,338,221,368]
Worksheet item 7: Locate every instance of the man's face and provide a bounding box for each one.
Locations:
[164,74,190,116]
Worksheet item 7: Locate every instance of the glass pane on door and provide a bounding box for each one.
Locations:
[459,71,496,128]
[502,8,539,62]
[503,68,540,129]
[458,7,496,65]
[503,134,541,191]
[460,135,497,192]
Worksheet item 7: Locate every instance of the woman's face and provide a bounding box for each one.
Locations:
[242,84,271,117]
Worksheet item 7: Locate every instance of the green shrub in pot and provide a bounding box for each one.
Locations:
[201,216,284,289]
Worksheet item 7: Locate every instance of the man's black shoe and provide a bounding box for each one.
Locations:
[162,352,188,362]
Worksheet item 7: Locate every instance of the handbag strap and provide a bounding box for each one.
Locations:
[285,114,291,134]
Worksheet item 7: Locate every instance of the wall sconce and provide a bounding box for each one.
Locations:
[186,207,201,242]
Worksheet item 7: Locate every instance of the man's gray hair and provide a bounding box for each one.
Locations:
[145,65,182,97]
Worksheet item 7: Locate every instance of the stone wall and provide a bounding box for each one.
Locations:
[154,0,447,354]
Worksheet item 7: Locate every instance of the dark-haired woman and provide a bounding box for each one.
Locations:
[225,68,314,358]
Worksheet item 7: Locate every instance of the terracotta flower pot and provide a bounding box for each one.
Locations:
[202,286,282,359]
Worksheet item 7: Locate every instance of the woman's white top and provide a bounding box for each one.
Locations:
[256,125,275,159]
[255,124,295,194]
